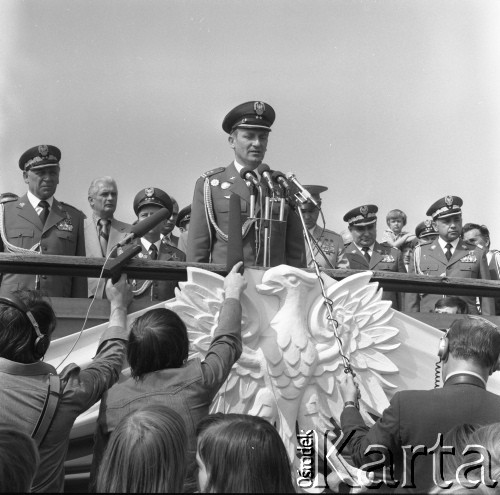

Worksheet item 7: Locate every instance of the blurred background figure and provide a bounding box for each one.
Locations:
[196,413,296,493]
[176,204,191,255]
[0,427,39,493]
[415,219,439,244]
[96,405,187,493]
[161,195,180,247]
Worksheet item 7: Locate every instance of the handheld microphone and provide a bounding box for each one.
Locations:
[257,163,275,192]
[239,167,260,187]
[272,170,291,191]
[286,172,321,209]
[116,208,171,247]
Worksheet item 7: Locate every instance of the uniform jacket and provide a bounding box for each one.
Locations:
[344,241,405,310]
[487,250,500,315]
[0,194,87,297]
[129,237,186,302]
[84,216,131,298]
[406,238,494,314]
[341,375,500,493]
[306,224,348,269]
[91,298,242,492]
[187,162,305,268]
[0,324,128,493]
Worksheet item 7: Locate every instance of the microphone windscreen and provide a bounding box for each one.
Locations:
[272,170,286,180]
[240,166,254,180]
[257,163,271,174]
[130,208,171,238]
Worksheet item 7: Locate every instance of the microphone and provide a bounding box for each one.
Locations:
[286,172,321,209]
[116,208,171,247]
[272,170,291,191]
[257,163,275,192]
[239,167,260,187]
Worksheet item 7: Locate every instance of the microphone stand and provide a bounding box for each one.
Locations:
[262,184,272,268]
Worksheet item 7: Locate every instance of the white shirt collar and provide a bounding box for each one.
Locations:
[354,242,375,254]
[27,191,54,209]
[141,238,160,251]
[438,237,459,251]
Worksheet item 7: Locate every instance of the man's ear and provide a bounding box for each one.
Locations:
[23,171,29,184]
[228,134,235,149]
[88,195,94,208]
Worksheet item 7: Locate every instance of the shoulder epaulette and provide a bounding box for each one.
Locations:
[419,239,433,246]
[201,167,225,179]
[58,201,84,215]
[0,193,18,204]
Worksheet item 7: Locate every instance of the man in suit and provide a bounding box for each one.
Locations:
[300,185,348,269]
[85,176,131,298]
[463,222,500,315]
[339,316,500,493]
[187,100,305,268]
[0,145,87,297]
[406,196,494,315]
[129,187,185,302]
[343,204,405,309]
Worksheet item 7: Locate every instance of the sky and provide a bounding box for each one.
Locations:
[1,0,499,239]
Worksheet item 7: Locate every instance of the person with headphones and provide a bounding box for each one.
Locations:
[338,317,500,493]
[0,275,133,493]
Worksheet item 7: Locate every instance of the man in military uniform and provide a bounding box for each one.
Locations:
[187,100,305,268]
[129,187,185,302]
[300,185,348,269]
[0,145,87,297]
[415,219,439,244]
[176,204,191,255]
[161,196,180,248]
[406,196,494,314]
[343,204,405,310]
[85,176,131,298]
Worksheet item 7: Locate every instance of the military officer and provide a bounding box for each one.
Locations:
[129,187,185,302]
[161,196,180,248]
[186,100,305,268]
[300,185,348,269]
[0,145,87,297]
[343,204,405,310]
[176,204,191,255]
[415,219,439,244]
[406,196,494,315]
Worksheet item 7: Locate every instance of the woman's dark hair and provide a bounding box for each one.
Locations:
[197,413,296,493]
[0,425,40,492]
[0,290,57,363]
[128,308,189,379]
[96,405,187,493]
[434,296,469,314]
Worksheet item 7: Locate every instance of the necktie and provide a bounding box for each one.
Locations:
[98,219,109,256]
[149,244,158,260]
[38,201,50,225]
[445,243,453,261]
[362,247,371,263]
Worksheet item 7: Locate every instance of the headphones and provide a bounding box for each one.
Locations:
[0,295,50,360]
[437,328,450,361]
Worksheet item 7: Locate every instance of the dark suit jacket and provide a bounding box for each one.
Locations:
[344,241,405,310]
[0,194,87,297]
[187,162,305,267]
[129,237,186,302]
[84,216,131,298]
[341,375,500,493]
[406,238,494,314]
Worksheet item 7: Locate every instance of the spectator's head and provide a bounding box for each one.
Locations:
[300,186,327,230]
[128,308,189,380]
[462,223,491,251]
[96,405,187,493]
[386,209,407,235]
[88,176,118,220]
[0,426,39,493]
[0,291,56,363]
[401,240,415,266]
[176,204,191,233]
[441,317,500,374]
[196,413,295,493]
[415,219,439,243]
[434,297,469,315]
[161,197,179,237]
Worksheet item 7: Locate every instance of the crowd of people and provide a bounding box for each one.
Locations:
[1,99,500,493]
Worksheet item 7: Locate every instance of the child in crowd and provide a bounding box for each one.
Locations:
[382,209,416,249]
[96,405,187,493]
[195,413,296,493]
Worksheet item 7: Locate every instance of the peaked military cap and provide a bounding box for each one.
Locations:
[426,195,463,220]
[222,101,276,134]
[133,187,173,216]
[19,145,61,171]
[343,204,378,226]
[415,219,438,239]
[176,205,191,228]
[304,185,328,201]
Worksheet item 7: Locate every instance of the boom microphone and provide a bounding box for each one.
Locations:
[286,172,321,209]
[240,167,260,187]
[116,208,171,247]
